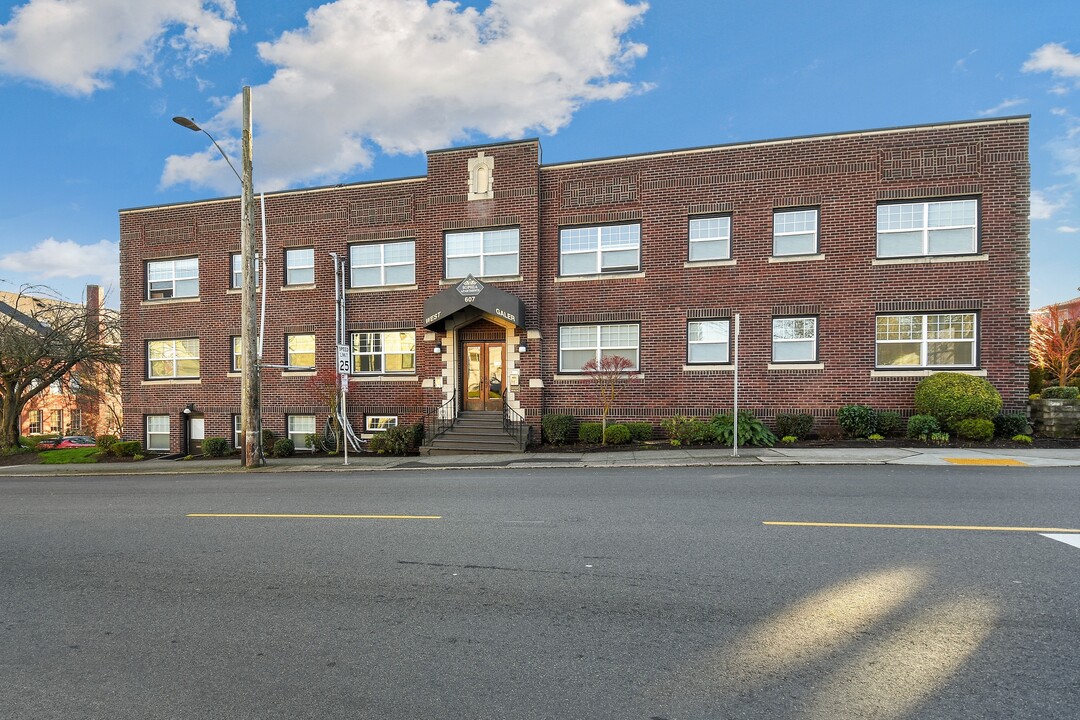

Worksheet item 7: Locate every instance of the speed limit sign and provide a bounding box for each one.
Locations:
[336,344,351,374]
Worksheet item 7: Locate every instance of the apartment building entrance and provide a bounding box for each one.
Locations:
[462,342,504,411]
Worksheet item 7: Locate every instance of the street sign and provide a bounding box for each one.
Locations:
[340,373,349,393]
[336,344,351,375]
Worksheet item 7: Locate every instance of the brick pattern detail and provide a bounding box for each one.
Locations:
[688,202,733,215]
[881,144,980,180]
[687,308,733,319]
[350,197,412,226]
[273,210,348,226]
[445,216,520,230]
[557,311,642,324]
[348,320,416,331]
[875,299,983,312]
[642,162,876,191]
[558,210,642,227]
[774,195,822,208]
[773,304,820,316]
[877,184,981,200]
[147,224,195,245]
[348,229,416,243]
[563,175,637,208]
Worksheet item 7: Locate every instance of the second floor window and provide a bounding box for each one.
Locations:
[772,317,818,363]
[445,228,519,279]
[286,334,316,370]
[231,336,242,372]
[877,199,978,257]
[350,241,415,287]
[559,323,640,372]
[147,258,198,299]
[351,331,415,374]
[147,338,200,379]
[230,252,260,289]
[687,320,730,364]
[560,223,640,276]
[285,248,315,286]
[689,216,731,261]
[773,209,819,256]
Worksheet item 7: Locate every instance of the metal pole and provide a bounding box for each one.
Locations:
[732,313,740,458]
[240,86,264,468]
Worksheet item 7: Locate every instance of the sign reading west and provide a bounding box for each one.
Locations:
[423,274,525,330]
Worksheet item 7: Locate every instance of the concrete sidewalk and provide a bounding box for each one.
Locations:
[3,445,1080,477]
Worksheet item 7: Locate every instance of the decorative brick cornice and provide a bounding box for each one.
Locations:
[877,184,981,200]
[444,216,520,231]
[271,210,347,227]
[557,210,642,227]
[347,321,415,331]
[772,304,820,316]
[347,229,416,243]
[880,143,980,181]
[687,202,733,215]
[146,223,195,245]
[557,311,641,324]
[493,187,537,200]
[350,197,412,226]
[562,175,637,208]
[773,195,822,208]
[875,299,983,312]
[642,162,876,191]
[686,308,733,319]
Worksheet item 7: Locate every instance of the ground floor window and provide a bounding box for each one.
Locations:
[28,410,42,435]
[49,409,63,433]
[876,312,976,368]
[559,323,639,372]
[287,415,316,450]
[772,317,818,362]
[351,331,415,374]
[69,409,83,433]
[687,320,730,364]
[233,415,242,449]
[146,415,170,451]
[365,415,398,432]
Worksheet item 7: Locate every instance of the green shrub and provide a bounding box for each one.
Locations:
[954,418,995,441]
[368,425,419,455]
[626,422,653,442]
[1011,434,1033,444]
[272,438,295,457]
[660,415,710,446]
[202,437,229,457]
[930,432,950,445]
[23,434,58,451]
[775,412,814,439]
[838,404,877,438]
[304,433,323,451]
[96,434,119,450]
[578,422,603,444]
[1041,386,1080,399]
[408,422,425,448]
[111,440,142,457]
[604,424,631,445]
[710,411,777,447]
[868,433,885,442]
[907,414,940,440]
[781,435,798,444]
[873,411,903,437]
[1029,366,1045,395]
[261,429,277,448]
[541,414,576,445]
[913,372,1003,428]
[993,413,1029,438]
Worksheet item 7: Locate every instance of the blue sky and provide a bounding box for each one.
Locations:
[0,0,1077,309]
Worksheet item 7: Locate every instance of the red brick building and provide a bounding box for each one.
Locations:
[119,116,1030,452]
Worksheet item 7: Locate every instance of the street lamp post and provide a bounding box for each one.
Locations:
[172,86,264,467]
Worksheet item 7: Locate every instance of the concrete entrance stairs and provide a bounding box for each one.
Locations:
[424,410,521,455]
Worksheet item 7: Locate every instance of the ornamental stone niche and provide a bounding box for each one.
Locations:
[468,151,495,201]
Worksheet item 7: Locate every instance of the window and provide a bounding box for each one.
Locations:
[350,241,415,287]
[49,409,62,433]
[365,416,398,432]
[559,324,639,372]
[876,313,977,368]
[351,331,415,374]
[28,410,42,435]
[230,252,260,289]
[146,415,170,451]
[877,199,978,257]
[285,248,315,285]
[772,317,818,362]
[233,415,242,449]
[147,258,198,299]
[560,223,640,276]
[687,320,730,364]
[773,209,818,256]
[69,409,83,433]
[689,216,731,261]
[445,228,519,279]
[286,334,316,370]
[147,339,200,379]
[231,336,242,372]
[287,415,316,450]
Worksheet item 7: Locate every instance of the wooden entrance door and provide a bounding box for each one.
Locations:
[188,415,205,455]
[463,342,504,411]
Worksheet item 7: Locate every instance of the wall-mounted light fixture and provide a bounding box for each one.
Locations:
[433,345,442,354]
[517,343,527,353]
[183,403,194,415]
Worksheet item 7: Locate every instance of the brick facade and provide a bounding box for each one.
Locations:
[119,117,1030,452]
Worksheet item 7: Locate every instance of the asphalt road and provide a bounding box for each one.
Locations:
[2,466,1078,720]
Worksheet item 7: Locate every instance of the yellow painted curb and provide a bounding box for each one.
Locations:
[943,457,1027,466]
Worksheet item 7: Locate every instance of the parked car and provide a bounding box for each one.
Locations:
[39,435,98,449]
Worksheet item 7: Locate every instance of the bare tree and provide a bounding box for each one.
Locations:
[1031,304,1080,388]
[0,285,120,452]
[305,367,343,452]
[582,354,635,445]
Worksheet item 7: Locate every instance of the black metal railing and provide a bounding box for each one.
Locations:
[421,390,456,446]
[501,390,531,451]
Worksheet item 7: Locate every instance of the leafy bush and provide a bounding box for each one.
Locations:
[954,418,995,441]
[1041,386,1080,399]
[710,411,777,447]
[407,422,425,448]
[111,440,142,457]
[626,422,653,442]
[261,429,277,448]
[304,433,323,451]
[868,433,885,442]
[604,424,631,445]
[541,414,576,445]
[578,422,603,444]
[906,414,940,440]
[913,372,1002,428]
[368,424,422,455]
[775,412,814,439]
[22,434,58,451]
[781,435,798,444]
[1029,366,1045,395]
[96,434,119,450]
[202,437,229,457]
[930,432,950,445]
[272,438,295,457]
[660,415,710,446]
[993,413,1029,438]
[1012,434,1033,444]
[838,404,877,438]
[873,411,903,437]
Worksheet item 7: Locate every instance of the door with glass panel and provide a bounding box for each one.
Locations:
[462,342,504,411]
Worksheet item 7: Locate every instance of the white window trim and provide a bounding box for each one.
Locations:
[559,223,641,276]
[772,209,819,257]
[365,415,399,432]
[285,248,315,286]
[146,415,170,451]
[350,331,416,375]
[230,252,260,289]
[147,338,200,380]
[772,317,818,363]
[146,258,199,300]
[233,415,242,449]
[444,229,520,279]
[688,215,732,262]
[350,241,416,288]
[285,334,316,371]
[558,323,640,373]
[876,199,978,258]
[286,415,316,451]
[28,409,43,434]
[875,312,978,369]
[687,319,731,365]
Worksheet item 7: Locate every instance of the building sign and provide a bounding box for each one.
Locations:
[456,277,485,297]
[422,274,526,331]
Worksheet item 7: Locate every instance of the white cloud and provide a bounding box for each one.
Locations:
[1023,42,1080,85]
[1030,189,1070,220]
[1057,225,1079,233]
[978,98,1026,116]
[161,0,651,193]
[0,239,119,288]
[0,0,238,95]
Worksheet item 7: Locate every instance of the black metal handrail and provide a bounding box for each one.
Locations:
[421,390,456,446]
[501,390,531,451]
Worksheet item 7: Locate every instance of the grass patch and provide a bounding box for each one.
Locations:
[39,447,102,464]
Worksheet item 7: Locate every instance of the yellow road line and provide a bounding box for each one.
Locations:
[763,521,1080,533]
[943,457,1027,466]
[187,513,441,519]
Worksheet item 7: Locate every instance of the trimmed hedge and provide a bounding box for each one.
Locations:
[874,411,903,437]
[626,422,653,442]
[111,440,142,457]
[603,424,631,445]
[906,414,940,440]
[954,418,995,442]
[1042,386,1080,399]
[368,423,424,455]
[203,437,229,457]
[272,438,295,457]
[914,372,1002,427]
[96,434,119,450]
[541,414,575,445]
[775,412,814,439]
[838,404,876,438]
[578,422,603,444]
[993,413,1029,438]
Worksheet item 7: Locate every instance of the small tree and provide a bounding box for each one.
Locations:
[1030,304,1080,388]
[581,354,634,445]
[305,367,342,452]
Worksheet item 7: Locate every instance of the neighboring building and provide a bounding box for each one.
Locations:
[1,285,122,438]
[1033,296,1080,320]
[118,116,1030,453]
